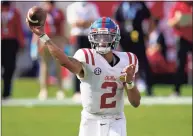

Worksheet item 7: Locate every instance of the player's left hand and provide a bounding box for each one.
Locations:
[120,64,135,83]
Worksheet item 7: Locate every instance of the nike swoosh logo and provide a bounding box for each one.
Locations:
[100,123,107,126]
[115,118,122,120]
[121,72,125,74]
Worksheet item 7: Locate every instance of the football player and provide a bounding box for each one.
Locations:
[27,16,141,136]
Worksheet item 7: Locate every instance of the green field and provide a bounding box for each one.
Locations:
[1,79,193,136]
[10,78,193,98]
[2,105,192,136]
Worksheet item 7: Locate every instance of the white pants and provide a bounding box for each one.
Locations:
[79,110,127,136]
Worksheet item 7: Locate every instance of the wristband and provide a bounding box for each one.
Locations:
[126,81,135,89]
[39,34,50,43]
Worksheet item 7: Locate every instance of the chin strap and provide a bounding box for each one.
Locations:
[96,47,111,54]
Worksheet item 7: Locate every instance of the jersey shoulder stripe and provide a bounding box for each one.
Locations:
[126,52,138,65]
[88,49,95,66]
[133,54,137,66]
[126,52,139,73]
[81,48,89,64]
[126,52,133,64]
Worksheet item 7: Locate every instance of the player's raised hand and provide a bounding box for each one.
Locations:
[121,64,135,83]
[26,6,47,36]
[26,21,44,36]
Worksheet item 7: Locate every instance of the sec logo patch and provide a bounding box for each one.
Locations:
[94,67,102,75]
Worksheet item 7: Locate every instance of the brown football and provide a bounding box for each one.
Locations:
[27,6,47,26]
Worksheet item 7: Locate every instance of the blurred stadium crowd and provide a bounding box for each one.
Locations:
[1,1,192,100]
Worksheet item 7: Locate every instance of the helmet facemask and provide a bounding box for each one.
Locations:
[88,31,121,54]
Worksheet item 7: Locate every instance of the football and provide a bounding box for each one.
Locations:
[26,6,47,26]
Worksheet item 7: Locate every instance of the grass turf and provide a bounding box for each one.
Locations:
[10,78,193,98]
[2,78,192,136]
[2,105,192,136]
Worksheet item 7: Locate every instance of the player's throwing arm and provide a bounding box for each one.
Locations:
[26,6,84,77]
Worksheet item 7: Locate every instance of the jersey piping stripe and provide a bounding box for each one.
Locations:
[134,54,137,66]
[102,17,106,28]
[82,49,89,64]
[88,49,95,65]
[127,52,132,65]
[131,53,135,65]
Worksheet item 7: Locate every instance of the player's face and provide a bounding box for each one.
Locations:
[92,34,116,54]
[93,34,114,43]
[93,34,115,48]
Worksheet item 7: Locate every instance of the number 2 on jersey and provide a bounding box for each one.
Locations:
[100,82,117,109]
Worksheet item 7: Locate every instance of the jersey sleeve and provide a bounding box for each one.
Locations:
[134,54,139,74]
[126,52,139,74]
[73,49,89,80]
[73,49,87,63]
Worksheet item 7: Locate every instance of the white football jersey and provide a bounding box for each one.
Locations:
[73,48,138,115]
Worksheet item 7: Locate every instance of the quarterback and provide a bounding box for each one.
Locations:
[26,14,141,136]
